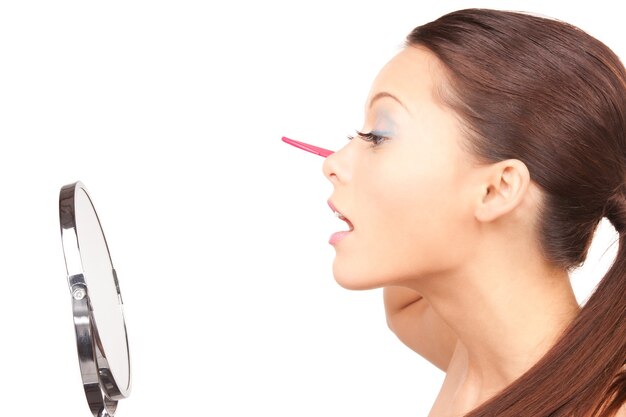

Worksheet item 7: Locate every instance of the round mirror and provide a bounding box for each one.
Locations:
[59,181,131,417]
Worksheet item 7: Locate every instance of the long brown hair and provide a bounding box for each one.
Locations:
[407,9,626,417]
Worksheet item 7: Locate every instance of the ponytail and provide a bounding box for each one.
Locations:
[592,189,626,415]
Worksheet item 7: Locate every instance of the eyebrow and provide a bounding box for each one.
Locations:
[368,91,410,113]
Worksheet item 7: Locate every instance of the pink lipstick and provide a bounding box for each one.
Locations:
[329,231,351,245]
[327,200,354,245]
[281,136,334,158]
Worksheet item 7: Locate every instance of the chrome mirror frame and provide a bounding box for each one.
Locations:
[59,181,131,417]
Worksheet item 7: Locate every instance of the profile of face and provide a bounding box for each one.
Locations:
[323,46,488,290]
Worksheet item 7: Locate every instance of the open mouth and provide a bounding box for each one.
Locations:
[328,201,354,232]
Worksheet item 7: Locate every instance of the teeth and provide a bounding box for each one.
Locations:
[332,209,354,231]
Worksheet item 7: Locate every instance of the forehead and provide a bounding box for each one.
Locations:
[366,46,445,112]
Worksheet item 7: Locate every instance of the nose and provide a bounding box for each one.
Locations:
[323,142,351,184]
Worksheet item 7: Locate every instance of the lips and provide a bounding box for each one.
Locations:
[327,199,354,245]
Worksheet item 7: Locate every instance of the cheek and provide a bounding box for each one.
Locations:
[369,146,449,228]
[333,150,465,289]
[373,160,455,254]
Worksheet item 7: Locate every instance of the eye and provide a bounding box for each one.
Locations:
[347,130,389,147]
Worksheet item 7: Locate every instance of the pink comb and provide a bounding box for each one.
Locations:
[282,136,334,158]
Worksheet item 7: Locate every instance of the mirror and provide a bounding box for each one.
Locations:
[59,181,131,417]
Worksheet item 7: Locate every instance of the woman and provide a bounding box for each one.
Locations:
[323,9,626,417]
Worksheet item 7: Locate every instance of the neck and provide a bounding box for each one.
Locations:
[410,238,580,406]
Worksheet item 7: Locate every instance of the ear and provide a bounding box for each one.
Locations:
[474,159,530,223]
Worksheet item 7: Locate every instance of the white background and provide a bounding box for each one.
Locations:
[0,1,623,416]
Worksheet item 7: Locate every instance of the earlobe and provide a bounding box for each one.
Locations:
[474,159,530,223]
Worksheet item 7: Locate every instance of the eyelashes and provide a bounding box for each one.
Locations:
[346,130,389,146]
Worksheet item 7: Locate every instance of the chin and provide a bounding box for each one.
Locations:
[332,262,385,291]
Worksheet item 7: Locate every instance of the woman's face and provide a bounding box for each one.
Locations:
[323,46,481,290]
